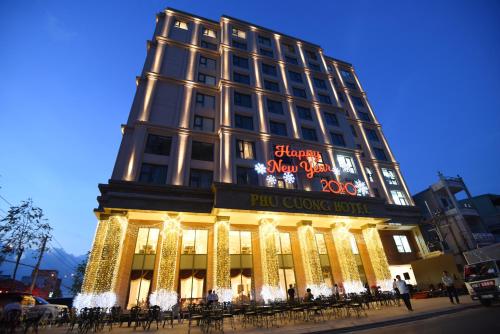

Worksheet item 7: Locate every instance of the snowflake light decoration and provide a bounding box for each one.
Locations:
[266,175,277,186]
[332,166,341,176]
[340,163,352,174]
[254,163,267,175]
[354,179,369,196]
[283,172,295,184]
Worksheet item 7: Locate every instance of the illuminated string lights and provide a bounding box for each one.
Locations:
[150,215,182,310]
[361,226,392,291]
[331,224,363,293]
[259,219,283,301]
[214,218,232,302]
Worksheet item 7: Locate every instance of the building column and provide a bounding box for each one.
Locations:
[149,214,182,310]
[297,221,329,296]
[76,215,128,308]
[258,218,282,301]
[331,223,363,293]
[213,216,232,302]
[361,224,392,290]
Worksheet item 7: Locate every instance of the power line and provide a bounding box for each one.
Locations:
[51,237,80,266]
[0,194,13,206]
[46,246,78,272]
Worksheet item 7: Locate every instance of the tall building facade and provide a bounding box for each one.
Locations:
[79,8,429,309]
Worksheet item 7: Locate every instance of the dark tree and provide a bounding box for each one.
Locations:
[0,198,52,279]
[70,252,89,296]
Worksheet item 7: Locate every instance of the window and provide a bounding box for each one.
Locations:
[324,112,339,126]
[288,70,303,83]
[236,140,255,159]
[350,125,358,137]
[314,78,327,89]
[195,93,215,108]
[145,134,172,156]
[327,64,333,72]
[233,55,249,69]
[315,233,334,287]
[337,154,356,173]
[233,72,250,85]
[358,111,371,122]
[229,231,253,301]
[382,168,398,185]
[391,190,409,206]
[297,106,312,120]
[393,235,412,253]
[191,141,214,161]
[276,232,296,294]
[283,43,295,54]
[318,94,332,104]
[262,63,277,76]
[374,148,388,161]
[234,92,252,108]
[330,132,346,147]
[337,91,345,102]
[365,167,374,182]
[235,114,254,130]
[189,169,213,188]
[292,87,307,98]
[198,73,216,86]
[267,99,284,114]
[202,27,217,38]
[200,40,217,51]
[174,20,188,30]
[345,81,357,90]
[193,115,214,132]
[232,27,246,39]
[232,39,247,50]
[264,80,280,92]
[127,227,159,308]
[258,35,272,46]
[340,69,354,81]
[349,234,368,283]
[259,48,274,57]
[139,164,167,184]
[199,56,216,69]
[351,96,364,107]
[236,166,258,185]
[301,127,318,141]
[305,50,317,60]
[349,234,359,254]
[179,230,208,301]
[309,62,321,72]
[269,121,287,136]
[366,128,379,142]
[285,55,298,65]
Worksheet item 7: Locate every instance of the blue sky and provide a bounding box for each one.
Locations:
[0,0,499,256]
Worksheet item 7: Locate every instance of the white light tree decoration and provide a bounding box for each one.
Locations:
[283,172,295,184]
[354,179,369,196]
[254,163,267,175]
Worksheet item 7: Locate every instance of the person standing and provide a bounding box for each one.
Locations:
[287,284,296,302]
[304,288,314,302]
[442,270,460,304]
[395,275,413,311]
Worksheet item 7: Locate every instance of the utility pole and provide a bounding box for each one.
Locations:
[30,235,48,293]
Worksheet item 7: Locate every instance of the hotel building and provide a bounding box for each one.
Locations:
[79,8,431,309]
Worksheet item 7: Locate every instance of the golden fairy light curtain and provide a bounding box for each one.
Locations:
[156,216,182,291]
[297,223,323,286]
[331,224,363,293]
[259,219,282,300]
[213,218,232,301]
[361,225,392,290]
[93,216,128,294]
[81,219,108,293]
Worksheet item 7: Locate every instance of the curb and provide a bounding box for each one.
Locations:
[310,304,481,334]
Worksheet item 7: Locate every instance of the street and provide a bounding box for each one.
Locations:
[355,305,500,334]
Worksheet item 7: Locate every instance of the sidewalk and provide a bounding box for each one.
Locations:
[41,297,479,334]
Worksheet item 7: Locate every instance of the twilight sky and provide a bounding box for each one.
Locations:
[0,0,499,256]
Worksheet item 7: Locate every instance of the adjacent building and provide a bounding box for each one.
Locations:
[79,8,431,309]
[413,173,495,269]
[459,194,500,243]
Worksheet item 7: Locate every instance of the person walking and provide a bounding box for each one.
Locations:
[287,284,296,302]
[442,270,460,304]
[395,275,413,311]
